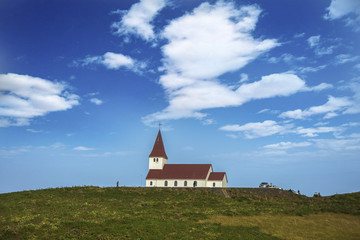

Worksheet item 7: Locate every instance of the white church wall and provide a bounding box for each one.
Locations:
[149,157,167,170]
[146,179,207,187]
[222,176,228,187]
[206,180,221,187]
[146,179,158,187]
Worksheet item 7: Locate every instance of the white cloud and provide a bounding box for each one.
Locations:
[279,96,352,119]
[142,2,335,126]
[324,0,360,31]
[161,2,279,79]
[143,2,288,125]
[237,73,306,100]
[90,98,103,105]
[0,73,79,127]
[111,0,166,41]
[73,146,94,151]
[220,120,292,139]
[102,52,134,69]
[143,73,310,125]
[264,141,311,150]
[74,52,137,70]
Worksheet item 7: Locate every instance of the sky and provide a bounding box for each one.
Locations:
[0,0,359,196]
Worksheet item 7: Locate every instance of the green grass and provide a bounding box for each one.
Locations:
[0,187,359,239]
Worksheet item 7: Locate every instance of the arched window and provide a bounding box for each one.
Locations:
[213,182,215,187]
[174,181,177,187]
[165,180,168,187]
[150,181,153,186]
[184,181,187,187]
[193,181,197,187]
[156,158,159,162]
[153,158,155,162]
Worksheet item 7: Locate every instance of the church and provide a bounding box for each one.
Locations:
[146,130,228,188]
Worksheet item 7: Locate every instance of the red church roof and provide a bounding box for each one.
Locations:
[146,164,212,180]
[149,130,168,159]
[208,172,227,182]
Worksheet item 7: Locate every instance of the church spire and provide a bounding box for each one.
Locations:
[149,130,168,159]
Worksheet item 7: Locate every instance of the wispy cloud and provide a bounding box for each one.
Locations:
[73,52,145,72]
[307,35,320,48]
[279,96,352,119]
[295,126,343,137]
[73,146,94,151]
[307,35,335,56]
[220,120,354,139]
[268,53,306,64]
[83,151,131,157]
[312,137,360,151]
[335,54,359,65]
[297,65,327,73]
[0,73,79,127]
[89,98,103,105]
[220,120,292,139]
[264,141,312,150]
[26,128,43,133]
[279,79,360,120]
[111,0,166,41]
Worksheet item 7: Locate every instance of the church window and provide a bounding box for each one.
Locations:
[213,182,215,187]
[156,158,159,162]
[174,181,177,187]
[193,181,197,187]
[165,181,168,187]
[153,158,155,162]
[150,181,153,186]
[184,181,187,187]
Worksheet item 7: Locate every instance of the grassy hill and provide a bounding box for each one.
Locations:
[0,187,359,240]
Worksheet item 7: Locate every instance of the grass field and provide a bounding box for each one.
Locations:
[0,187,359,239]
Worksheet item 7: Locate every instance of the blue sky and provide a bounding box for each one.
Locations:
[1,0,360,196]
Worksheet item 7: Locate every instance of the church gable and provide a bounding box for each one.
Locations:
[208,172,227,182]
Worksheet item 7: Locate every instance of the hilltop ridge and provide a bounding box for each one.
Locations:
[0,187,359,239]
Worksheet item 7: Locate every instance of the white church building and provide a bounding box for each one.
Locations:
[146,130,228,188]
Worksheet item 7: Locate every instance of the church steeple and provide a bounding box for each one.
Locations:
[149,130,168,159]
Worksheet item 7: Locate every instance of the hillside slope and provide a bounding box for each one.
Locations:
[0,187,359,240]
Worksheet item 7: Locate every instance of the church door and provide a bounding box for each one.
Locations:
[193,181,197,187]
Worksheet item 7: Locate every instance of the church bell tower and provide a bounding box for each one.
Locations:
[149,130,168,170]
